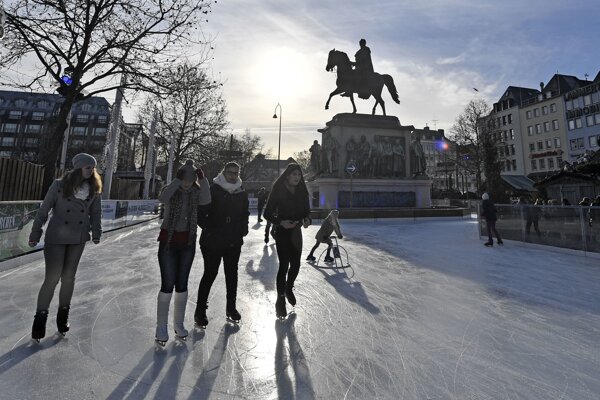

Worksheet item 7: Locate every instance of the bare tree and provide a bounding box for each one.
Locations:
[1,0,215,191]
[138,62,228,178]
[293,150,310,173]
[451,99,493,195]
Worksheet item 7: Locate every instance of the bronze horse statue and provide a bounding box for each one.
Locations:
[325,49,400,115]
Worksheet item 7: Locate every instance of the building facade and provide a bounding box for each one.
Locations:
[518,75,582,181]
[0,90,110,168]
[564,72,600,163]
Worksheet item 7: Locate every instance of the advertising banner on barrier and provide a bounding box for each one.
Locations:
[0,202,43,260]
[0,199,159,263]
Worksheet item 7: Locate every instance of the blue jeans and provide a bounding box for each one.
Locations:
[157,242,196,293]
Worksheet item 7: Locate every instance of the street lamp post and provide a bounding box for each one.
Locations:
[272,103,282,175]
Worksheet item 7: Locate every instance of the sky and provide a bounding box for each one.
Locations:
[3,0,599,160]
[167,0,599,159]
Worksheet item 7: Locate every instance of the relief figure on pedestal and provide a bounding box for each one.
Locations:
[345,136,356,167]
[382,137,394,177]
[322,132,339,175]
[410,132,427,176]
[309,140,321,176]
[392,138,406,177]
[357,135,371,178]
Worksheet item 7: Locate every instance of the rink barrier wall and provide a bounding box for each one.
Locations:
[0,200,159,271]
[477,203,600,256]
[309,207,471,220]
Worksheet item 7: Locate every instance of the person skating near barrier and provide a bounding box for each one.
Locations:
[263,163,311,319]
[257,187,267,222]
[481,192,503,247]
[155,160,211,346]
[28,153,102,343]
[194,162,249,328]
[306,209,343,263]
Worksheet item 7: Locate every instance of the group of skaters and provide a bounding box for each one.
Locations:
[480,192,600,247]
[27,153,343,346]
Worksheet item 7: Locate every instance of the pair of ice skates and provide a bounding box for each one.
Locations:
[31,305,70,343]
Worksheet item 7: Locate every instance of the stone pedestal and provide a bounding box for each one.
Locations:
[308,113,432,208]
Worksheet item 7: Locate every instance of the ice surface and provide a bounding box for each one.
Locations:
[1,217,599,399]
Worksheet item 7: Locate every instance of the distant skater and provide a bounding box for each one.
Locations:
[155,160,210,346]
[263,164,311,319]
[306,209,343,263]
[257,187,267,222]
[28,153,102,342]
[481,192,503,247]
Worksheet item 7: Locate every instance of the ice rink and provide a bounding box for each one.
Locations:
[1,216,599,399]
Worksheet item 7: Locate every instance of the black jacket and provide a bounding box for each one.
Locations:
[199,183,249,248]
[481,199,497,221]
[263,186,310,226]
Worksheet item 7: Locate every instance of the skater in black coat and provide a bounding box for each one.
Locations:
[257,187,268,222]
[481,192,503,246]
[194,162,249,327]
[263,163,311,318]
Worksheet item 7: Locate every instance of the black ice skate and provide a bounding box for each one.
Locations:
[31,310,48,343]
[324,255,335,263]
[497,239,504,245]
[56,305,70,336]
[285,286,296,307]
[275,295,287,320]
[194,303,208,329]
[306,255,316,262]
[226,307,242,324]
[484,241,493,247]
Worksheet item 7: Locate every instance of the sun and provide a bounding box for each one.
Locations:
[254,47,310,100]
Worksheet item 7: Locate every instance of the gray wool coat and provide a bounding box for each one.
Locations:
[29,179,102,244]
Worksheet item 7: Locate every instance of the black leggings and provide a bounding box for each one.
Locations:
[197,245,242,306]
[36,243,86,311]
[275,229,302,294]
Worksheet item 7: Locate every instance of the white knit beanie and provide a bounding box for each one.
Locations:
[72,153,97,170]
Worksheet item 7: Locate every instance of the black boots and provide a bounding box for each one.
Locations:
[285,285,296,307]
[57,305,70,335]
[32,310,48,342]
[226,305,241,323]
[194,302,208,328]
[275,295,287,319]
[484,240,493,247]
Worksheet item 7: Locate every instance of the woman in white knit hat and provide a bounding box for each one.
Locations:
[28,153,102,342]
[155,160,211,346]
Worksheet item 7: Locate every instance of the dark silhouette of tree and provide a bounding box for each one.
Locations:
[0,0,215,191]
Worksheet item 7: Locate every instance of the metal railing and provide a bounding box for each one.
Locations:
[478,204,600,253]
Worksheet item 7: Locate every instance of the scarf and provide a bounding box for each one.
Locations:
[213,173,243,193]
[74,182,90,200]
[166,186,199,246]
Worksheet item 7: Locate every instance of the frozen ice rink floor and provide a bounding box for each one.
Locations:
[1,216,599,399]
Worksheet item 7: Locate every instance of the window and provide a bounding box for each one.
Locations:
[25,124,40,134]
[554,137,561,148]
[568,120,575,130]
[37,101,50,109]
[510,144,515,155]
[97,116,108,124]
[539,159,545,169]
[529,143,535,151]
[70,139,85,147]
[542,106,548,115]
[534,108,540,117]
[531,159,537,170]
[14,99,26,107]
[2,123,18,133]
[553,120,559,130]
[584,94,592,106]
[1,137,15,146]
[528,126,533,136]
[8,111,22,119]
[548,158,554,169]
[526,110,532,119]
[75,114,89,123]
[570,138,584,150]
[31,112,45,121]
[566,100,573,111]
[590,135,598,147]
[25,138,39,147]
[502,116,506,125]
[573,97,582,108]
[557,157,563,166]
[506,160,511,171]
[72,126,87,136]
[537,141,543,150]
[544,121,550,132]
[546,139,552,149]
[512,160,517,170]
[587,115,595,126]
[596,114,600,124]
[577,137,584,148]
[576,118,583,129]
[510,129,515,140]
[80,104,92,112]
[503,130,508,140]
[498,147,504,157]
[508,114,512,124]
[93,127,107,136]
[550,103,557,113]
[535,124,541,134]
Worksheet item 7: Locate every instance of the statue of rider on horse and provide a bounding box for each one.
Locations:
[325,39,400,116]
